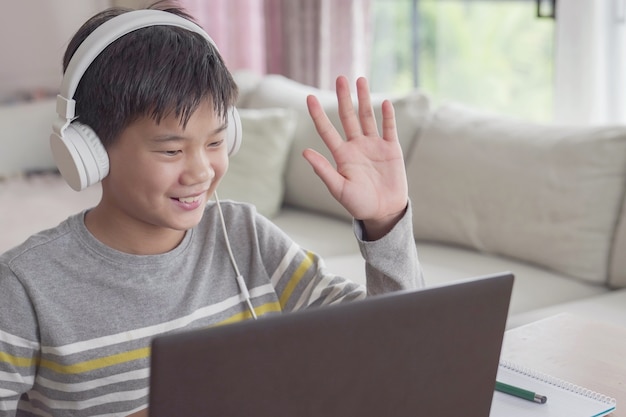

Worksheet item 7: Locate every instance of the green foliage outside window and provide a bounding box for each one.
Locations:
[369,0,555,122]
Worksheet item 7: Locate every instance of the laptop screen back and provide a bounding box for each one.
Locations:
[149,273,513,417]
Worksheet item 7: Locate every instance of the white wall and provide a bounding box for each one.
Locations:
[0,0,110,98]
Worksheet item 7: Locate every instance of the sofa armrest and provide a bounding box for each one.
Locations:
[609,194,626,288]
[0,99,57,178]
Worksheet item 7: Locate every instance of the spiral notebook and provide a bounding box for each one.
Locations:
[490,361,617,417]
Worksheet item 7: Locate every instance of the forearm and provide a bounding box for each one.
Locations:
[355,200,424,295]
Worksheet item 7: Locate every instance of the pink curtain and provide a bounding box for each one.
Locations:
[179,0,267,74]
[178,0,371,89]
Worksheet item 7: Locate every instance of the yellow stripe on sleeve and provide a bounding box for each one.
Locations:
[0,351,37,368]
[279,251,315,309]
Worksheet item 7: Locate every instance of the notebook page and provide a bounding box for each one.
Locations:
[489,362,616,417]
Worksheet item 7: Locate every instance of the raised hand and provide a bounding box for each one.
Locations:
[304,76,408,241]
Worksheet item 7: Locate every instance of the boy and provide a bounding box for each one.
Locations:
[0,2,422,416]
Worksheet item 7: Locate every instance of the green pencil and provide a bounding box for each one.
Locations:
[495,381,548,404]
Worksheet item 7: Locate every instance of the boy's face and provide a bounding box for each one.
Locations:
[100,100,229,237]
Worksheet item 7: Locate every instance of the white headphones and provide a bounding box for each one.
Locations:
[50,9,242,191]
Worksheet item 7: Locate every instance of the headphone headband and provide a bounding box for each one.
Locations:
[58,10,216,122]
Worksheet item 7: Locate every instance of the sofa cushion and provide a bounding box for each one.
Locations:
[272,206,359,258]
[414,243,608,318]
[244,75,431,221]
[218,108,297,218]
[407,102,626,284]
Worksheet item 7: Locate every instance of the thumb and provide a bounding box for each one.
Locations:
[302,148,344,200]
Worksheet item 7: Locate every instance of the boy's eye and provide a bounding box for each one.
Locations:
[163,150,181,156]
[209,139,225,148]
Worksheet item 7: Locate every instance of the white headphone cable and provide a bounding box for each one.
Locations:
[213,191,258,320]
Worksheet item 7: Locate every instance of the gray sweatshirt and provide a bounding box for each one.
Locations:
[0,200,422,416]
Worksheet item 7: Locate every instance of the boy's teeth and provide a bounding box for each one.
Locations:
[179,196,200,203]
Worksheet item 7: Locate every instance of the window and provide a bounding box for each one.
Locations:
[369,0,556,122]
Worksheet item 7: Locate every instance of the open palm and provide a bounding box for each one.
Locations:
[304,76,409,240]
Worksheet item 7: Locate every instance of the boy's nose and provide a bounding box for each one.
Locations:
[181,152,215,185]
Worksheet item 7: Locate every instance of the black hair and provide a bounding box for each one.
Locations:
[62,0,238,148]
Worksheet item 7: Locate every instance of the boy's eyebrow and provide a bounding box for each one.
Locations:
[150,122,229,142]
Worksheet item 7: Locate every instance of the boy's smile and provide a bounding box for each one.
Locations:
[84,100,229,255]
[173,193,205,209]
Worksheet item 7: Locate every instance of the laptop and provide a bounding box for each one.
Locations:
[149,272,514,417]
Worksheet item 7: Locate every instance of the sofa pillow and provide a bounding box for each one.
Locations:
[407,102,626,284]
[244,75,431,221]
[217,108,296,218]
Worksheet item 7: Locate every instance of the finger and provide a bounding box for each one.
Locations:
[307,94,344,153]
[356,77,379,137]
[335,76,362,141]
[302,148,343,199]
[381,99,399,143]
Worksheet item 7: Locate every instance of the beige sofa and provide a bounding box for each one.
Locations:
[1,72,625,329]
[232,71,626,329]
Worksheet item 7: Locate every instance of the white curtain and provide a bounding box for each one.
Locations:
[554,0,626,125]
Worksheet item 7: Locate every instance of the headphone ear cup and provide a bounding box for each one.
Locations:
[50,122,109,191]
[226,107,242,156]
